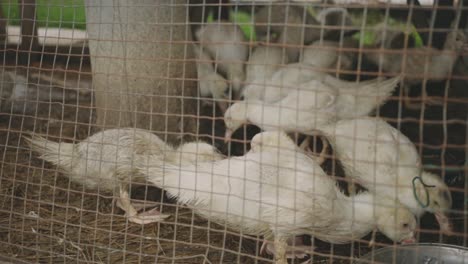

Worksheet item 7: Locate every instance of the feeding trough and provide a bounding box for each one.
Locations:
[355,243,468,264]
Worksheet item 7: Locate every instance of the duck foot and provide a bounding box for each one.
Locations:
[261,236,314,260]
[116,199,160,212]
[117,188,170,224]
[126,207,170,225]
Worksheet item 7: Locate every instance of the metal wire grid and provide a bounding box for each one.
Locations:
[0,1,466,263]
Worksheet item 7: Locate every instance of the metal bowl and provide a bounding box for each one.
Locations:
[355,243,468,264]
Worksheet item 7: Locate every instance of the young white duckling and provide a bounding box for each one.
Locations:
[192,44,230,112]
[239,62,400,105]
[128,131,417,263]
[318,117,453,234]
[224,69,400,141]
[366,30,467,109]
[242,45,289,100]
[250,131,417,257]
[367,30,465,83]
[25,128,170,224]
[195,21,248,99]
[25,129,224,224]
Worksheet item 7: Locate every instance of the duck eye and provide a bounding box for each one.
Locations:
[402,223,409,228]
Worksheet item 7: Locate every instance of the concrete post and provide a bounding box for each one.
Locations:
[84,0,198,144]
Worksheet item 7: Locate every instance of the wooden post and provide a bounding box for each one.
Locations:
[19,0,39,64]
[84,0,199,144]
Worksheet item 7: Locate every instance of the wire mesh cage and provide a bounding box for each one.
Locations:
[0,0,467,263]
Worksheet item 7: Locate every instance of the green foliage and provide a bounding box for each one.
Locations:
[350,9,423,47]
[1,0,86,29]
[229,11,255,41]
[0,2,424,47]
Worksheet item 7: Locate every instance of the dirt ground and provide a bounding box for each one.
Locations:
[0,54,467,264]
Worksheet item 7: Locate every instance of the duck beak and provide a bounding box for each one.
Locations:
[224,129,233,143]
[435,212,454,235]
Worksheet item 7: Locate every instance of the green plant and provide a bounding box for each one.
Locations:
[1,0,86,29]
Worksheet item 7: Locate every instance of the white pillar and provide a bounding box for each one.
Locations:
[84,0,198,143]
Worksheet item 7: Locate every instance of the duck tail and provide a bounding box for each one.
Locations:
[24,134,76,169]
[336,75,400,119]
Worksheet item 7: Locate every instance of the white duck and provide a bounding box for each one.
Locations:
[192,44,230,112]
[240,63,399,104]
[25,128,224,224]
[224,66,400,140]
[365,30,467,109]
[195,21,248,99]
[317,117,453,234]
[128,131,416,263]
[300,39,356,76]
[250,131,417,245]
[242,45,289,100]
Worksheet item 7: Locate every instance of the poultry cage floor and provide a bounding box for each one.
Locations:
[0,59,467,263]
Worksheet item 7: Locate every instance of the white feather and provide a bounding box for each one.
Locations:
[192,43,229,105]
